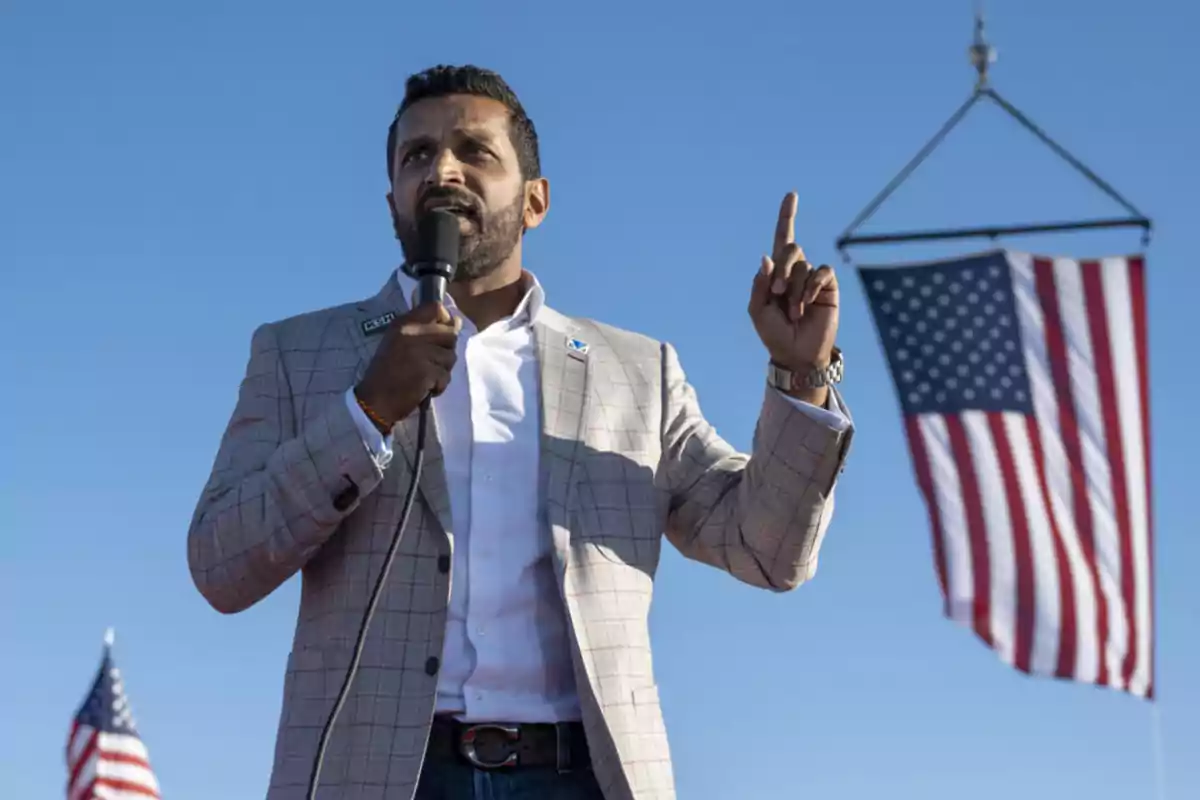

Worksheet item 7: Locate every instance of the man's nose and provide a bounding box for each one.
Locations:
[422,148,466,188]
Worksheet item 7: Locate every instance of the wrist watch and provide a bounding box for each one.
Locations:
[767,347,844,392]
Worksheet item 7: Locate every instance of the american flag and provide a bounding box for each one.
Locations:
[67,631,162,799]
[859,249,1154,699]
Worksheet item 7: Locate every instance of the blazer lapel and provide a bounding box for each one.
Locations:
[349,275,454,537]
[534,308,592,569]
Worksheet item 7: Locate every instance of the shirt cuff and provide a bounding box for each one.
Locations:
[343,387,395,469]
[773,387,851,432]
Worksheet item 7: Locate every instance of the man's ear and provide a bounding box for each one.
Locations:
[523,178,550,231]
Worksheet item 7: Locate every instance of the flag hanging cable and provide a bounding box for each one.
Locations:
[835,11,1152,257]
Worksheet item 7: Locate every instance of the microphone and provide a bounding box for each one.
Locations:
[410,209,461,306]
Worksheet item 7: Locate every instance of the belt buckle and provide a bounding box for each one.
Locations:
[459,723,520,769]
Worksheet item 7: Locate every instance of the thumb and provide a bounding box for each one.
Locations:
[406,300,445,323]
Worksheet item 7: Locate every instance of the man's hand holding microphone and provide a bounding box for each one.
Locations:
[353,302,460,435]
[352,209,463,435]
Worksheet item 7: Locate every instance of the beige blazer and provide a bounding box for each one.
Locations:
[187,275,853,799]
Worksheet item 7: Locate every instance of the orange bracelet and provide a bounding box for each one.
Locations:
[353,389,393,434]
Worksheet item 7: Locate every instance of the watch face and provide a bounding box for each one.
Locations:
[769,353,844,390]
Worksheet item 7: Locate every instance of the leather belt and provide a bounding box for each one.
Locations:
[426,716,590,771]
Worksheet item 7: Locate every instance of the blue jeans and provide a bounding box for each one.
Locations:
[414,759,606,800]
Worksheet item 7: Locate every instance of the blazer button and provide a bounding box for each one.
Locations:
[437,555,451,574]
[425,657,440,676]
[332,480,359,512]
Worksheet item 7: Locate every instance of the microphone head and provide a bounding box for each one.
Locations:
[413,209,461,270]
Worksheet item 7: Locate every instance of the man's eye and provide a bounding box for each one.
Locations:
[401,148,429,166]
[462,142,492,159]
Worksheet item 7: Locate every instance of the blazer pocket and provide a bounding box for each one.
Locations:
[283,645,355,705]
[584,537,660,579]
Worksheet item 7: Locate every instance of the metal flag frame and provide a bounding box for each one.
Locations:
[834,10,1153,260]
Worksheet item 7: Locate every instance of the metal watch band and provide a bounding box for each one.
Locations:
[767,347,844,391]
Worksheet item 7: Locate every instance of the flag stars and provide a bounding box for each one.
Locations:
[861,253,1035,415]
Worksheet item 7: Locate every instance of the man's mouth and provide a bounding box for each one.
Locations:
[423,198,478,221]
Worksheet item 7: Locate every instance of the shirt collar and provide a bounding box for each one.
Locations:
[393,266,545,330]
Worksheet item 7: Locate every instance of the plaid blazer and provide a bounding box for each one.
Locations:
[188,275,853,799]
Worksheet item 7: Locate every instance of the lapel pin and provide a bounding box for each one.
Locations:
[361,312,396,337]
[565,337,590,360]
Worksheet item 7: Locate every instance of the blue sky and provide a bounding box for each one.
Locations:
[2,1,1197,798]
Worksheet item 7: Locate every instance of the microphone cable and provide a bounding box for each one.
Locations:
[305,210,457,798]
[305,395,433,800]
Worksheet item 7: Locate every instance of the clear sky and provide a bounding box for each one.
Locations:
[3,1,1197,798]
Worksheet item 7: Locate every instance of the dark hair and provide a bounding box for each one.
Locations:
[386,64,541,183]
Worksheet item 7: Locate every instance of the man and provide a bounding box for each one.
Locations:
[188,65,852,800]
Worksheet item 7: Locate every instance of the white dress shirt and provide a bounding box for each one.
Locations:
[344,269,848,723]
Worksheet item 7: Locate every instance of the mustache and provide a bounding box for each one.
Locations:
[418,188,482,221]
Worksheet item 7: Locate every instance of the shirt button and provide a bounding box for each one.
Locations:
[425,657,440,676]
[437,555,451,574]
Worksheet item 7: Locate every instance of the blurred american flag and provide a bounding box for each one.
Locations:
[66,630,161,799]
[859,250,1154,699]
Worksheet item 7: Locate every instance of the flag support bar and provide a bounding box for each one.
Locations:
[835,11,1152,259]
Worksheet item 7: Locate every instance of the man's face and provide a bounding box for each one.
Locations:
[388,95,534,282]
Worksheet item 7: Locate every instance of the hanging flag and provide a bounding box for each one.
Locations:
[859,249,1154,699]
[66,631,162,799]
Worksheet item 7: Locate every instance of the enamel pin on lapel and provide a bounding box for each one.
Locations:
[565,337,590,361]
[361,312,396,337]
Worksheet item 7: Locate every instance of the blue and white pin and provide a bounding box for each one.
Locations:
[565,336,590,361]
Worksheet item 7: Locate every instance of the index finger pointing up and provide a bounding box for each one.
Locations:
[773,191,799,265]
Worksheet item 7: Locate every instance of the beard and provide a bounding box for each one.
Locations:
[395,189,525,282]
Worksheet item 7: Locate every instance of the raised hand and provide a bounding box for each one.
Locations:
[747,192,839,403]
